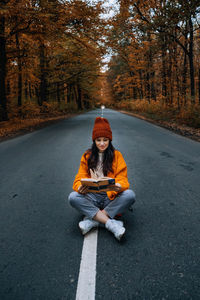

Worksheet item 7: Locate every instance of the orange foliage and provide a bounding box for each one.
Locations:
[103,0,200,127]
[0,0,107,121]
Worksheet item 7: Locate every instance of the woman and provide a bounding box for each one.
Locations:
[68,117,136,241]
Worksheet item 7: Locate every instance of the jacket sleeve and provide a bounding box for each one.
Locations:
[72,153,90,192]
[114,151,130,191]
[107,151,130,200]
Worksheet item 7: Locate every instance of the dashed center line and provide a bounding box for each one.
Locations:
[76,229,98,300]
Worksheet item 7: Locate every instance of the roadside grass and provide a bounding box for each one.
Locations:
[114,100,200,129]
[0,101,80,139]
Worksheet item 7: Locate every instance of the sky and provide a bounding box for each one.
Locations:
[101,0,119,19]
[87,0,120,72]
[89,0,119,17]
[99,0,119,72]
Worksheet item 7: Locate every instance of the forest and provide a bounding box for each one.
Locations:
[0,0,200,131]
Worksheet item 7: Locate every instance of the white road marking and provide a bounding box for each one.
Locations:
[76,229,98,300]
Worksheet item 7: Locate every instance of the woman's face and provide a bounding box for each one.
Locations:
[95,137,109,152]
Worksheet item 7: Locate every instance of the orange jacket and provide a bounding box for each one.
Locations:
[72,150,130,200]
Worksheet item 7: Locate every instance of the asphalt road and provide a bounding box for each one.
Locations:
[0,109,200,300]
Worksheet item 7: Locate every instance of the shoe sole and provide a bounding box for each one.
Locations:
[79,224,98,235]
[79,226,88,235]
[116,228,126,241]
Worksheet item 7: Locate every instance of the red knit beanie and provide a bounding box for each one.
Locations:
[92,117,112,141]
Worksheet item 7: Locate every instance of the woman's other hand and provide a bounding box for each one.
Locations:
[113,183,121,192]
[78,185,89,194]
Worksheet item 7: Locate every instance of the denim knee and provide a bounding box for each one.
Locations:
[123,189,136,204]
[68,191,79,207]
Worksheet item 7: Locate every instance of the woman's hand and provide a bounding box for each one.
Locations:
[78,185,89,194]
[112,183,121,192]
[90,169,98,180]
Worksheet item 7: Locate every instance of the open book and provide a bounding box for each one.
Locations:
[81,177,115,193]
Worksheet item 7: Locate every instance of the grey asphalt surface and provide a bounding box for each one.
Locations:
[0,109,200,300]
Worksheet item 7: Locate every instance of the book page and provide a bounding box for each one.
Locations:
[81,177,113,183]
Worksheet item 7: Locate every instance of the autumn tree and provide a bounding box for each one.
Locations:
[105,0,200,110]
[0,0,106,121]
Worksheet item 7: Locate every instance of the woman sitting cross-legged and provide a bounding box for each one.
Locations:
[68,117,136,241]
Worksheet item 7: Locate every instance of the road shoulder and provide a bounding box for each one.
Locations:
[119,110,200,143]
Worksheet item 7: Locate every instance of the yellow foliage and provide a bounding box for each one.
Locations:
[7,100,79,121]
[115,100,200,128]
[177,104,200,128]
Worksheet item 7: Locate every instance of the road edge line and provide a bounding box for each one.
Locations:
[76,229,98,300]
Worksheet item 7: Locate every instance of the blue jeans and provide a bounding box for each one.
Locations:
[68,190,136,220]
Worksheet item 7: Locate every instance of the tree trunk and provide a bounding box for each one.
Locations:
[78,84,83,109]
[188,16,195,104]
[39,43,47,106]
[75,84,82,110]
[29,82,32,99]
[16,32,22,107]
[133,87,137,100]
[168,46,173,106]
[57,82,60,103]
[161,35,167,104]
[139,70,144,99]
[150,71,156,101]
[0,16,8,121]
[7,80,10,96]
[146,71,150,103]
[67,84,71,103]
[174,46,180,109]
[182,51,187,106]
[199,68,200,105]
[61,83,64,101]
[146,32,152,103]
[25,80,28,100]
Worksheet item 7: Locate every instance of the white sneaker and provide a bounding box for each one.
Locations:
[99,219,124,228]
[114,219,124,227]
[79,218,99,235]
[105,219,126,241]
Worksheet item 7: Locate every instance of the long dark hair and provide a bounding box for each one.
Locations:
[84,141,115,176]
